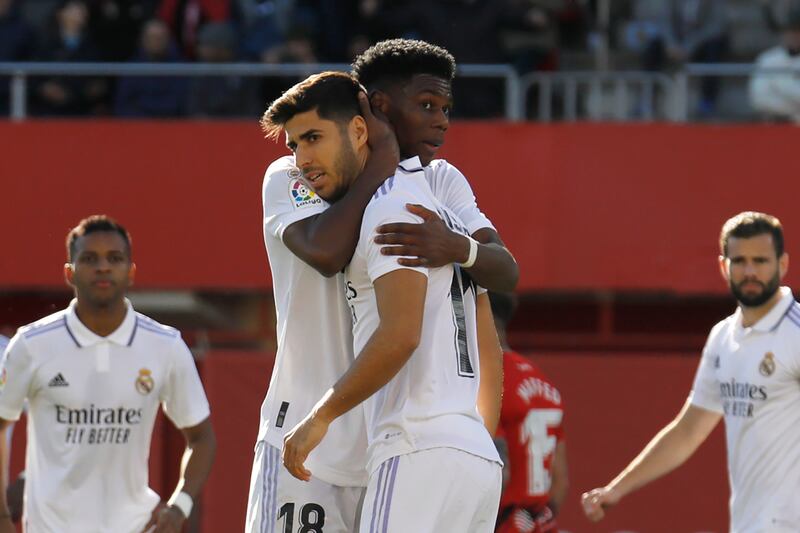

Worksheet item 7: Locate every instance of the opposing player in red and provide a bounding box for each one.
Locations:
[490,292,569,533]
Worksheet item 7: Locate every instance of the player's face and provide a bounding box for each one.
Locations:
[285,108,363,203]
[720,233,788,308]
[65,231,134,307]
[381,74,452,166]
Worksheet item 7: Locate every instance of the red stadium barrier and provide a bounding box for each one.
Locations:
[1,122,799,293]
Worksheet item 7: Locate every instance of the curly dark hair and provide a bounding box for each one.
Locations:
[352,39,456,90]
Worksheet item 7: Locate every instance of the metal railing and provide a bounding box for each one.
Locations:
[5,61,800,122]
[521,71,677,122]
[0,61,522,121]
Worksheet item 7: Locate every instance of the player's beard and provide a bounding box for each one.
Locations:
[325,135,360,204]
[729,271,780,307]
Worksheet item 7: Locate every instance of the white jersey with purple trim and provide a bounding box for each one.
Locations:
[344,156,500,475]
[0,299,210,533]
[689,286,800,532]
[0,335,8,355]
[257,155,497,486]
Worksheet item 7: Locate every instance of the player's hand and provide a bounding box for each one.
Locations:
[581,486,621,522]
[141,502,186,533]
[282,412,330,481]
[359,91,399,182]
[375,204,468,267]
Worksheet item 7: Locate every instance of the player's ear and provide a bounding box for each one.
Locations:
[350,114,368,150]
[718,255,729,282]
[369,90,390,115]
[128,262,137,287]
[64,262,75,287]
[779,252,789,279]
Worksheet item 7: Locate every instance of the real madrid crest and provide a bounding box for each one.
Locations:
[759,352,776,377]
[135,368,155,395]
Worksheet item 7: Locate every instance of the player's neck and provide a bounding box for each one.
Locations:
[739,289,783,328]
[74,298,129,337]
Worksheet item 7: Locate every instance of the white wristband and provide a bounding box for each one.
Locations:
[459,236,479,269]
[168,491,193,518]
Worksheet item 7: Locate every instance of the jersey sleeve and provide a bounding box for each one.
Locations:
[0,335,34,421]
[161,338,211,429]
[361,198,429,283]
[688,324,724,414]
[262,158,329,241]
[430,161,495,236]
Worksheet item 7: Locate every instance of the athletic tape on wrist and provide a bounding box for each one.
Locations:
[459,236,479,269]
[168,491,193,518]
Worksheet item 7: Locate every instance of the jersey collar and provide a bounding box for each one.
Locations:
[65,299,137,348]
[398,156,423,173]
[734,286,795,333]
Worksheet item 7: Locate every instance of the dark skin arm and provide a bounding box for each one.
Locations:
[282,92,400,277]
[143,417,216,533]
[374,204,520,291]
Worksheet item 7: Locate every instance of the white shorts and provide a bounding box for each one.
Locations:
[359,448,502,533]
[245,442,365,533]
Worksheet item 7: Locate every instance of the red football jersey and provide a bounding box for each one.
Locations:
[498,351,565,510]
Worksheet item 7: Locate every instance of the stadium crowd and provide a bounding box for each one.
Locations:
[2,0,800,119]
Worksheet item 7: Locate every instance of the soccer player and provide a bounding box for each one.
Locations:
[247,41,516,533]
[489,292,568,533]
[0,215,216,533]
[270,71,503,532]
[582,211,800,532]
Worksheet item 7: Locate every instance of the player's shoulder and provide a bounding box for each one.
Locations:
[133,312,181,342]
[19,309,70,341]
[263,155,300,187]
[755,45,787,66]
[777,300,800,335]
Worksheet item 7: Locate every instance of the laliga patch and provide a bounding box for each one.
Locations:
[135,368,155,395]
[289,178,322,209]
[759,352,776,377]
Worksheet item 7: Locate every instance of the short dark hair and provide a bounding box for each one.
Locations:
[66,215,132,262]
[260,71,362,140]
[488,291,518,328]
[720,211,784,258]
[352,39,456,90]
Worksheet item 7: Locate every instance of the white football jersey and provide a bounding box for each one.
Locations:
[258,155,496,486]
[344,156,500,475]
[690,287,800,532]
[0,300,210,533]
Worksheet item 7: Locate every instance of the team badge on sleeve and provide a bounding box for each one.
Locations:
[289,178,322,209]
[759,352,776,377]
[135,368,154,395]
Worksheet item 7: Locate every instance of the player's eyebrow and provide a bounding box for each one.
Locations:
[286,128,322,151]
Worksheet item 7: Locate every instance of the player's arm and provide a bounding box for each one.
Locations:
[282,268,426,480]
[548,440,569,515]
[282,93,400,276]
[581,400,721,522]
[476,292,502,433]
[374,205,519,291]
[148,417,216,532]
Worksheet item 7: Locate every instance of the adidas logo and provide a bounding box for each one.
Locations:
[48,373,69,387]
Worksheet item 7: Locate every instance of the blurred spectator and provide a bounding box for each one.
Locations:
[158,0,231,59]
[115,18,188,117]
[0,0,36,115]
[88,0,159,61]
[750,10,800,123]
[236,0,292,61]
[760,0,800,33]
[258,24,318,105]
[630,0,728,116]
[33,0,110,116]
[187,22,259,117]
[500,0,566,73]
